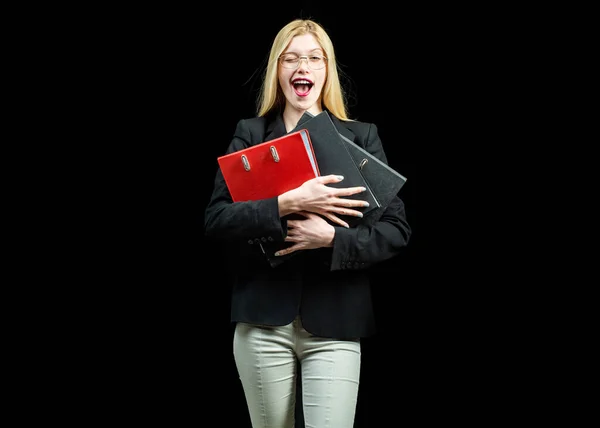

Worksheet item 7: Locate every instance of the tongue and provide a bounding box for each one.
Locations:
[294,85,311,96]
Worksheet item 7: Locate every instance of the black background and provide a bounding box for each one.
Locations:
[92,4,437,427]
[46,1,540,424]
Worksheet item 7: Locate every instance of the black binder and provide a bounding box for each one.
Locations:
[296,111,407,221]
[336,132,407,225]
[261,111,407,267]
[290,111,380,226]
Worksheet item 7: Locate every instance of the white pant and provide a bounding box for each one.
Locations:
[233,317,361,428]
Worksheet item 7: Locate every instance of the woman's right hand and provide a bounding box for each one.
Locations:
[278,175,368,228]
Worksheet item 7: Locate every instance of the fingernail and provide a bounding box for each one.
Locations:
[361,187,366,191]
[337,175,344,180]
[274,252,281,256]
[364,202,370,207]
[357,213,363,218]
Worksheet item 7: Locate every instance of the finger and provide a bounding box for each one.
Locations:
[316,174,345,185]
[333,197,370,208]
[334,186,367,197]
[331,207,364,218]
[274,244,301,256]
[287,219,309,229]
[323,213,349,228]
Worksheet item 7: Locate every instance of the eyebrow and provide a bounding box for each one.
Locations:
[282,49,323,55]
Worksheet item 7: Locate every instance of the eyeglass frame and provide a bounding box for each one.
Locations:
[278,53,328,70]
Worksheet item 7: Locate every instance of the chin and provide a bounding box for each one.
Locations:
[294,98,316,110]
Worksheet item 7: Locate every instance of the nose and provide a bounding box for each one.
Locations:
[297,56,310,71]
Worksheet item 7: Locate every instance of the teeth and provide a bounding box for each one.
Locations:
[293,80,311,85]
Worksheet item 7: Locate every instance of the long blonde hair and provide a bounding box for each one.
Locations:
[257,19,350,121]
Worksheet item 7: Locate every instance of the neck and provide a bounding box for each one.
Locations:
[283,105,322,132]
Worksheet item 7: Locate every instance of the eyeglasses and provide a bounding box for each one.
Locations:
[279,54,327,70]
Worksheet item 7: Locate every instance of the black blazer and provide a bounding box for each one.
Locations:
[204,112,411,339]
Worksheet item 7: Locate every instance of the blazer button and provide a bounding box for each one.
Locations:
[268,236,274,242]
[248,239,253,245]
[254,238,260,244]
[261,237,267,242]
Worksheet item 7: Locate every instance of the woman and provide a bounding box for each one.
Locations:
[204,18,411,428]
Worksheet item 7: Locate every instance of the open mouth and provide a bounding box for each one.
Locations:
[292,78,313,97]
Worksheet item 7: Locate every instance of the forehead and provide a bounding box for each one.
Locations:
[284,33,322,54]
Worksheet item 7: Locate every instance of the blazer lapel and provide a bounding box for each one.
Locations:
[263,114,287,143]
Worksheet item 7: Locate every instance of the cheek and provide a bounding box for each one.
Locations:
[313,82,325,97]
[278,70,291,89]
[315,72,327,91]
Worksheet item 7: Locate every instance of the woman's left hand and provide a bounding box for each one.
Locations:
[274,212,335,256]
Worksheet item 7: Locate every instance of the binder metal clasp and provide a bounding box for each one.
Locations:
[359,158,368,170]
[241,154,251,171]
[270,146,280,162]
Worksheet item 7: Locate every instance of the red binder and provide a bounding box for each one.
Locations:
[218,129,320,202]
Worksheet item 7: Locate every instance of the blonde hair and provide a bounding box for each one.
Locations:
[257,19,350,121]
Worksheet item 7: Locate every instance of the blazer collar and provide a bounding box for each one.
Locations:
[264,110,357,144]
[264,114,287,142]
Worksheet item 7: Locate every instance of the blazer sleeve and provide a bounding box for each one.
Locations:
[329,123,411,271]
[204,119,287,245]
